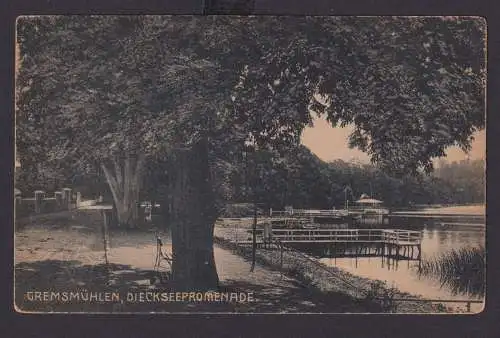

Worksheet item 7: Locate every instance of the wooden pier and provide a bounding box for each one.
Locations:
[269,209,349,218]
[269,208,485,228]
[269,209,352,227]
[241,228,422,260]
[388,212,485,223]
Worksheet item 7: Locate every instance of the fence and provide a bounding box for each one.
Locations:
[14,187,100,219]
[246,228,422,246]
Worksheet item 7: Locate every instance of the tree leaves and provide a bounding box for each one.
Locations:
[16,16,485,185]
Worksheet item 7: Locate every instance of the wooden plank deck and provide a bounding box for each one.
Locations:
[235,228,423,260]
[242,228,422,246]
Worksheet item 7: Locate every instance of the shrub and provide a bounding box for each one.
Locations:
[220,203,264,218]
[418,246,485,297]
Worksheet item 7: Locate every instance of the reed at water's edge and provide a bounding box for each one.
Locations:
[418,246,485,297]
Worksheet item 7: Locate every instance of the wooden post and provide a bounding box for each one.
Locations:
[280,243,284,278]
[55,191,63,209]
[75,191,82,209]
[147,204,153,222]
[62,188,72,210]
[15,195,22,218]
[34,190,45,213]
[263,222,272,248]
[250,201,257,272]
[101,209,110,265]
[15,195,22,210]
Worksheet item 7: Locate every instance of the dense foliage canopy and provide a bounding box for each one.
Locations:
[17,16,485,179]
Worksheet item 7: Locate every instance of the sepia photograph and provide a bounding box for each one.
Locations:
[14,15,486,314]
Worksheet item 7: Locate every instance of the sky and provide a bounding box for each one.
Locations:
[301,116,486,166]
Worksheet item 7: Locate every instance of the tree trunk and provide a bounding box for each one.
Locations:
[101,154,144,227]
[169,140,219,291]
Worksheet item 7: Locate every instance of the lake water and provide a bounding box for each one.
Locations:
[319,218,485,312]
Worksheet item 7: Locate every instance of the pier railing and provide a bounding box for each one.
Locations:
[269,209,349,218]
[382,229,423,245]
[388,212,485,224]
[249,228,422,245]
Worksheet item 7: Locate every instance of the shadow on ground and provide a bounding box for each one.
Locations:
[15,259,383,313]
[15,260,229,313]
[16,210,170,249]
[15,211,384,313]
[221,279,383,313]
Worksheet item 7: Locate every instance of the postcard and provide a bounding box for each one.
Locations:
[14,15,486,314]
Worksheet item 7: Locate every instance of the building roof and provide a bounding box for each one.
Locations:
[355,198,383,204]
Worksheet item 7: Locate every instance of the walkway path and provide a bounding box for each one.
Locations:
[15,209,369,313]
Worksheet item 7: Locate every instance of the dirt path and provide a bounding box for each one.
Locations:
[15,209,366,313]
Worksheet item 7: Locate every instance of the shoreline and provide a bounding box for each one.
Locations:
[213,235,454,313]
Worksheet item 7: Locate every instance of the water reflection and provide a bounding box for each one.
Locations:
[422,224,484,259]
[318,221,485,311]
[437,229,449,246]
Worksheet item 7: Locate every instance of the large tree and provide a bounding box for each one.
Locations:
[17,17,223,226]
[16,16,485,290]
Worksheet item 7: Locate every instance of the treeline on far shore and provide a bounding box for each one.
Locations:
[225,146,485,210]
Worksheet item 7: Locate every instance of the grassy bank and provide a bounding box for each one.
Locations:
[213,234,450,313]
[419,246,485,297]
